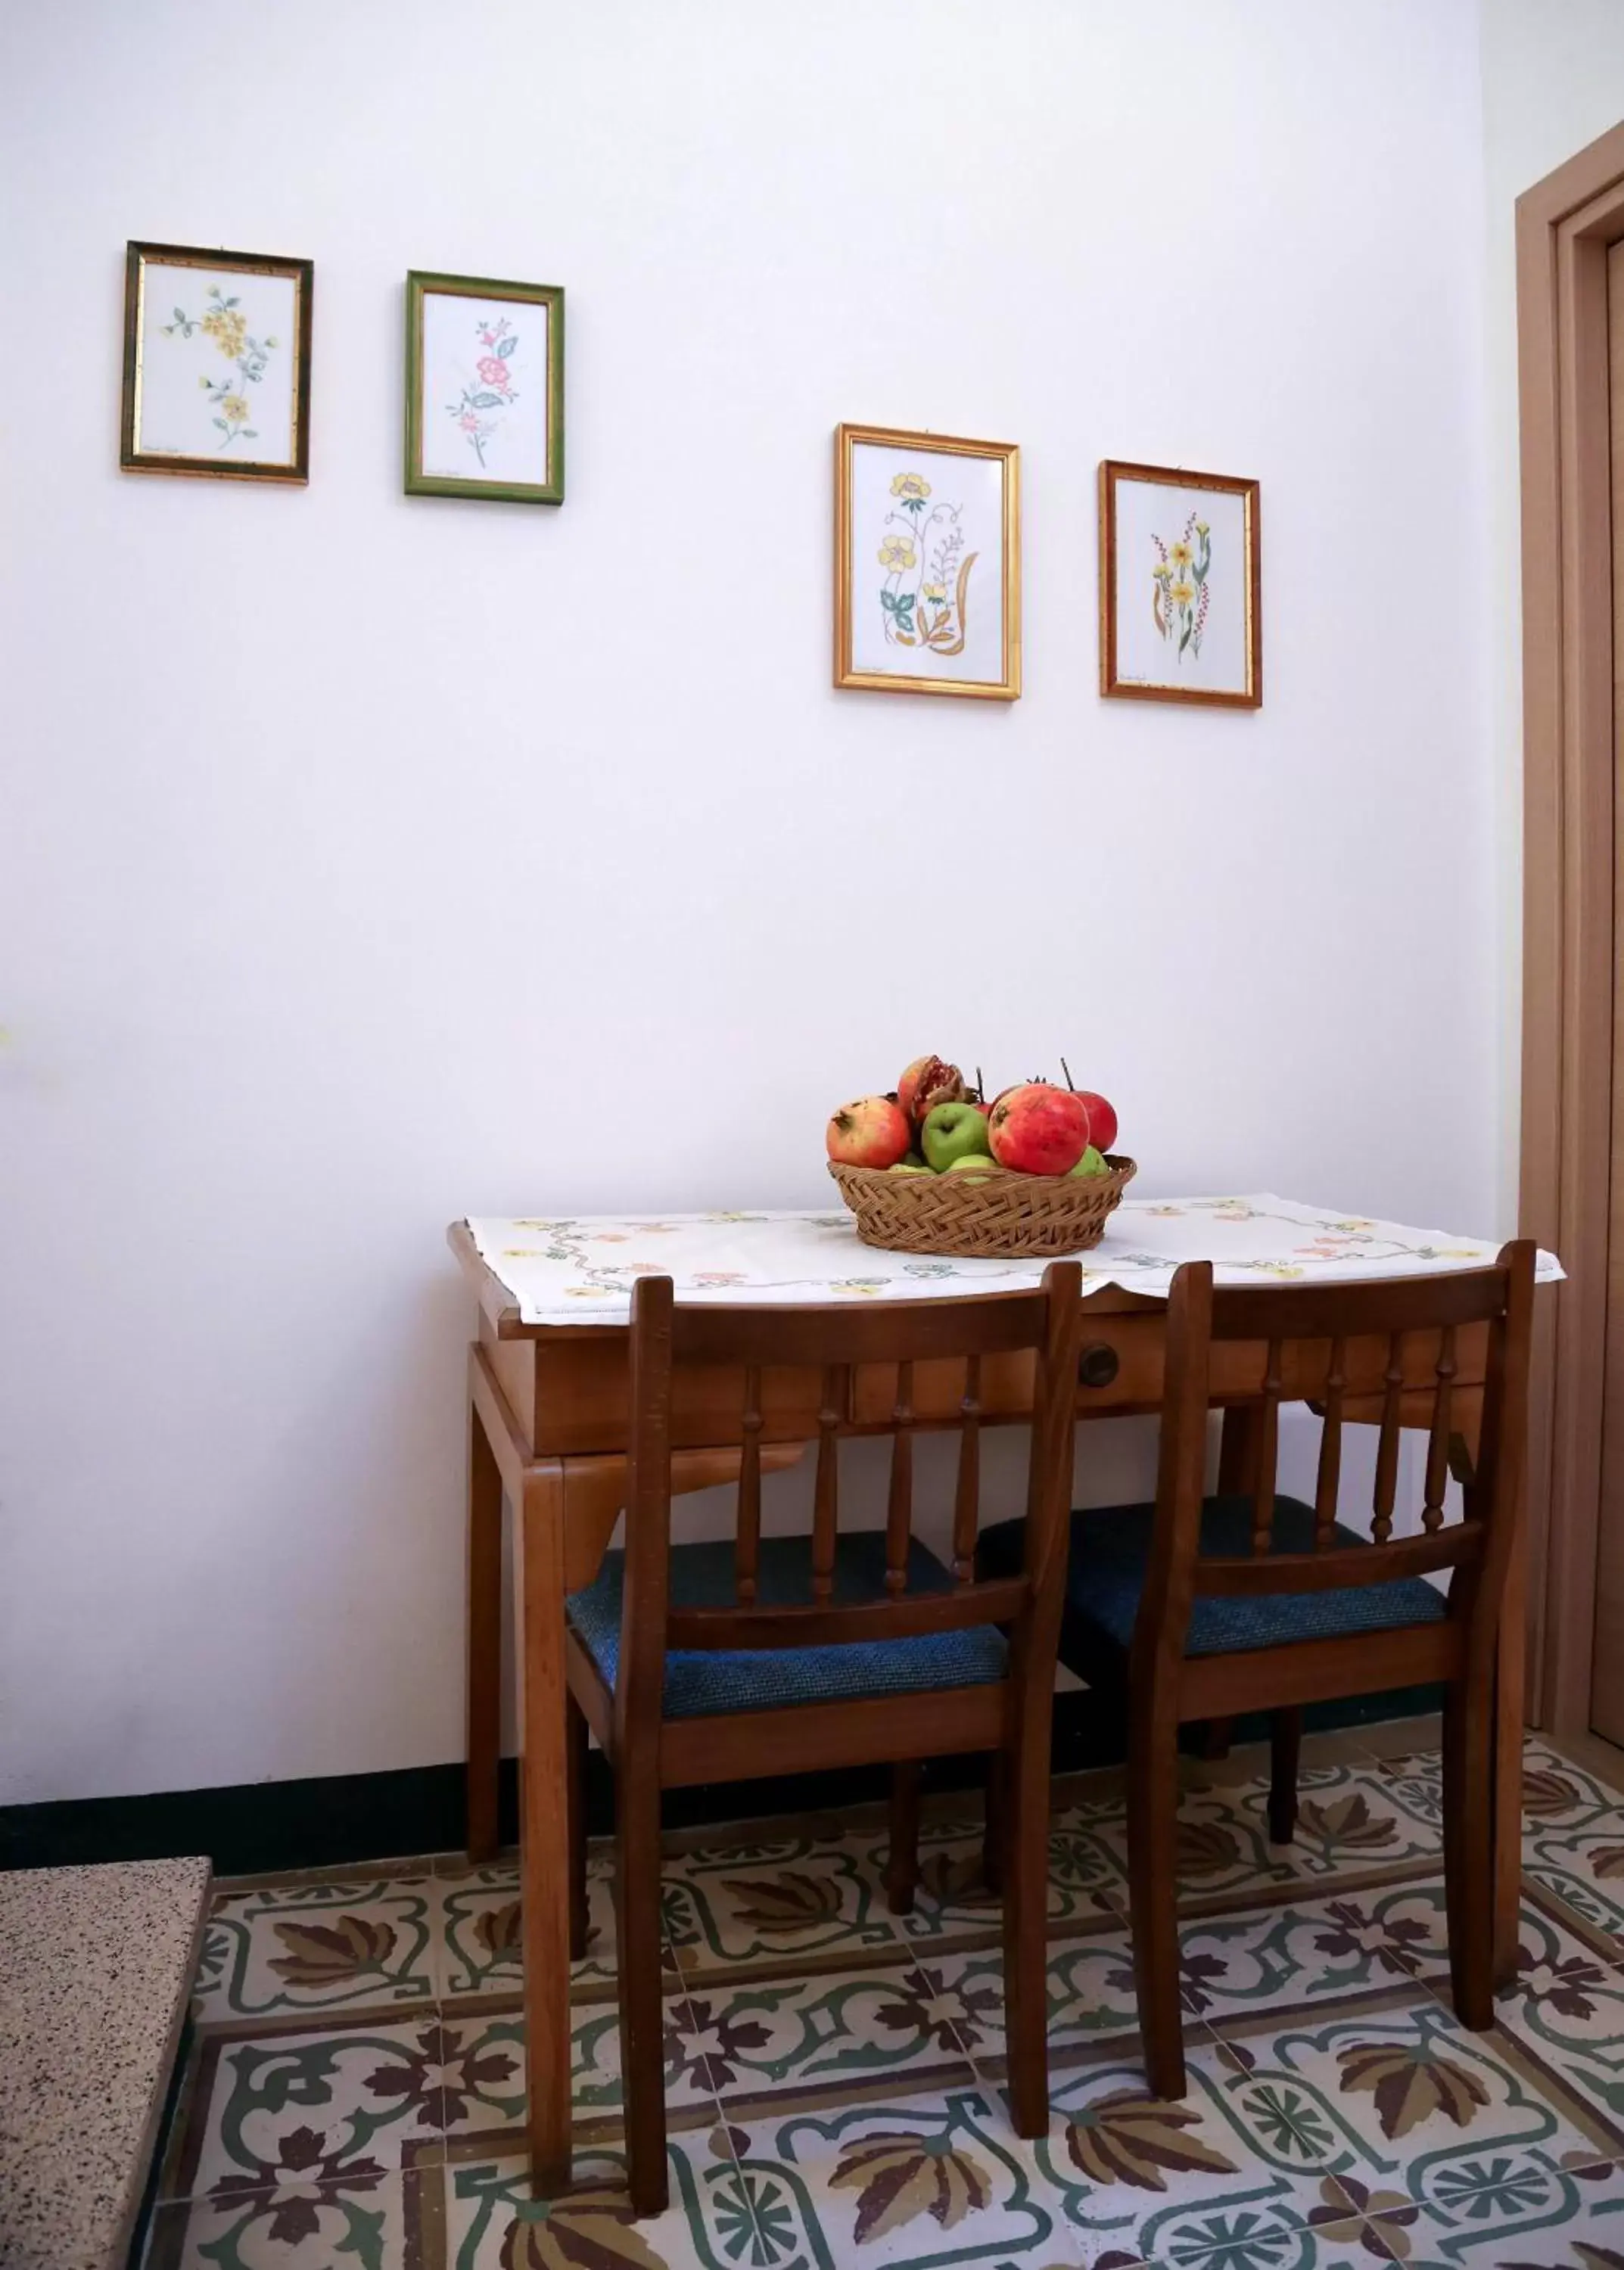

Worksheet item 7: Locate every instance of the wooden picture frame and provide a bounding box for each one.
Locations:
[405,271,565,505]
[834,423,1020,699]
[1099,459,1261,708]
[120,241,313,484]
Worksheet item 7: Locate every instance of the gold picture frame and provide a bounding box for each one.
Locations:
[120,241,313,484]
[1098,459,1261,707]
[834,423,1020,700]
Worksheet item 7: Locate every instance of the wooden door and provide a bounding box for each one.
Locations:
[1593,240,1624,1745]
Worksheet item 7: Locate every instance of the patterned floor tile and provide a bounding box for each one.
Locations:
[1398,2166,1624,2266]
[885,1800,1128,1955]
[904,1929,1148,2080]
[1092,1761,1442,1920]
[1028,2039,1415,2268]
[717,2079,1084,2269]
[663,1960,986,2113]
[1174,1884,1448,2027]
[159,2012,459,2202]
[1525,1832,1624,1959]
[435,2129,775,2270]
[193,1871,439,2023]
[1523,1745,1624,1832]
[1200,1986,1622,2246]
[143,1729,1624,2270]
[1486,1898,1624,2144]
[661,1824,906,1978]
[142,2169,412,2269]
[429,1990,730,2143]
[435,1856,628,2004]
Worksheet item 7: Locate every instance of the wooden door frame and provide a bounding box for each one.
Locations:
[1518,120,1624,1739]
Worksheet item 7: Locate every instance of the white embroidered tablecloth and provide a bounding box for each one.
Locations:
[464,1196,1563,1328]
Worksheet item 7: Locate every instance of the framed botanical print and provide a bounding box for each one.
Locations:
[405,271,565,505]
[1099,460,1261,707]
[835,424,1020,699]
[120,241,313,482]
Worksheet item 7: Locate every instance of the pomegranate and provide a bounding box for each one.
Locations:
[826,1096,912,1169]
[897,1054,965,1125]
[1071,1090,1118,1152]
[988,1082,1091,1176]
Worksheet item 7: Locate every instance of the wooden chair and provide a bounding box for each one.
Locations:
[978,1242,1535,2101]
[562,1265,1084,2214]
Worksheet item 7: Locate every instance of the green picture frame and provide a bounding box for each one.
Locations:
[404,269,565,505]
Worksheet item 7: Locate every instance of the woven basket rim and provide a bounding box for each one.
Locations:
[831,1152,1136,1193]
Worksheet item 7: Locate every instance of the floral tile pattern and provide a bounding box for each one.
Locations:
[148,1729,1624,2270]
[437,1857,625,2004]
[659,1825,906,1977]
[193,1873,438,2021]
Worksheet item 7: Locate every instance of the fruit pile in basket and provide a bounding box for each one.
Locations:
[824,1056,1134,1258]
[826,1054,1118,1180]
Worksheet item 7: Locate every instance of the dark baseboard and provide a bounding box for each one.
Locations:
[2,1684,1442,1878]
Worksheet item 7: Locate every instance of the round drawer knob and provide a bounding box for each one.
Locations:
[1078,1342,1120,1388]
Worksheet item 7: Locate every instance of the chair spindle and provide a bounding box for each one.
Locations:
[1422,1326,1457,1533]
[1374,1332,1404,1544]
[736,1366,763,1605]
[812,1364,845,1602]
[951,1354,982,1584]
[1313,1336,1346,1551]
[885,1362,914,1594]
[1251,1340,1282,1556]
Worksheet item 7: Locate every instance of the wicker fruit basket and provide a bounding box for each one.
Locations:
[829,1155,1137,1258]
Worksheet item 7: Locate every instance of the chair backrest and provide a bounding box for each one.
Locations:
[614,1267,1084,1734]
[1139,1242,1538,1665]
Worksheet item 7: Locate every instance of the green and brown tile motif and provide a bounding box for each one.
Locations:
[148,1730,1624,2270]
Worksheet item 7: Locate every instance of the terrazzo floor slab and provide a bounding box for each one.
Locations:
[145,1736,1624,2269]
[1,1854,211,2270]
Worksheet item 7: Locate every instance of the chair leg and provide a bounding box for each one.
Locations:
[1268,1706,1302,1846]
[1003,1738,1051,2137]
[1128,1707,1187,2101]
[1442,1677,1496,2030]
[566,1694,590,1961]
[885,1761,922,1915]
[1196,1716,1235,1762]
[614,1756,668,2216]
[982,1749,1007,1895]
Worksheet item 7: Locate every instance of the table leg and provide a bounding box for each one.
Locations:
[1492,1532,1528,1986]
[466,1371,503,1865]
[517,1460,574,2193]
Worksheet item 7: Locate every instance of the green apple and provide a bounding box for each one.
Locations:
[1069,1144,1108,1178]
[889,1160,932,1174]
[922,1099,994,1172]
[947,1155,1001,1179]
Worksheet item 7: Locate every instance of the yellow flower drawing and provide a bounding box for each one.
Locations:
[163,284,272,453]
[1195,519,1210,536]
[922,581,947,602]
[201,306,247,359]
[878,534,916,572]
[890,471,932,499]
[1170,540,1193,568]
[1152,561,1172,581]
[1170,579,1195,606]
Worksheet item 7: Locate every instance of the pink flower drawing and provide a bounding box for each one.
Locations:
[446,314,521,468]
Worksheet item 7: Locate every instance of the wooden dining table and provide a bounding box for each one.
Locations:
[447,1195,1560,2191]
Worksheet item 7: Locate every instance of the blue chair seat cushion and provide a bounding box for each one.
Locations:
[568,1531,1007,1720]
[977,1495,1448,1661]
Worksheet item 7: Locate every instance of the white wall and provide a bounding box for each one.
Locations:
[1478,2,1624,1227]
[0,0,1500,1805]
